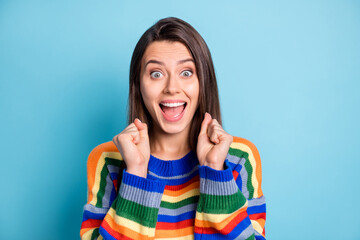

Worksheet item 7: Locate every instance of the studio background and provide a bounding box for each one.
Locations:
[1,1,359,239]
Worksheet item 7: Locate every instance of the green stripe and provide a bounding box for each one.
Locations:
[105,157,123,167]
[115,196,159,228]
[95,158,124,208]
[91,228,100,240]
[197,190,246,214]
[95,162,109,208]
[246,233,255,240]
[160,195,199,209]
[228,147,254,199]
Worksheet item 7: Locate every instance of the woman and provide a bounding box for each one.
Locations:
[80,17,266,240]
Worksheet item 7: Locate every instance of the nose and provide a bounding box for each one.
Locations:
[163,73,180,94]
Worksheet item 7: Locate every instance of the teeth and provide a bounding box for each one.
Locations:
[160,102,185,107]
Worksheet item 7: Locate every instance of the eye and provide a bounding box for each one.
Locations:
[181,70,193,77]
[150,71,163,79]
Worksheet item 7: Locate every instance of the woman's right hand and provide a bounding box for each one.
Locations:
[112,119,150,178]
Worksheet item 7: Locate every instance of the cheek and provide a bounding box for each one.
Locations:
[185,81,200,101]
[140,79,160,108]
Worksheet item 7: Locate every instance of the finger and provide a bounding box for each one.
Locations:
[134,118,149,140]
[207,126,220,144]
[131,131,141,144]
[199,112,212,136]
[208,129,219,144]
[123,123,137,132]
[210,128,233,146]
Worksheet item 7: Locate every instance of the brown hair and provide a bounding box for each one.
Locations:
[128,17,221,152]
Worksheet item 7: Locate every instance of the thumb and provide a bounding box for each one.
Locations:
[134,118,148,139]
[199,112,212,136]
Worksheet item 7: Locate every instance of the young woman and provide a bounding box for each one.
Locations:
[80,17,266,240]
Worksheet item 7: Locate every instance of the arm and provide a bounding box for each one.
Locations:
[194,137,266,239]
[80,142,166,240]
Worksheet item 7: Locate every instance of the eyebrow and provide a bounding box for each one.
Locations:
[144,58,194,68]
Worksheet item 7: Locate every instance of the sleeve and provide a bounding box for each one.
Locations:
[80,143,166,240]
[194,137,266,240]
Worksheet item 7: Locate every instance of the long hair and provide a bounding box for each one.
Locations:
[128,17,221,152]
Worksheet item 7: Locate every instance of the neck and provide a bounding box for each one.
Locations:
[150,124,191,160]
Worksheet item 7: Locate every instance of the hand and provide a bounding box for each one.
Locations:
[196,113,233,170]
[112,119,150,178]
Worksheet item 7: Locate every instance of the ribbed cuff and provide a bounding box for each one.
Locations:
[115,170,166,227]
[122,169,166,193]
[198,160,246,211]
[198,159,233,182]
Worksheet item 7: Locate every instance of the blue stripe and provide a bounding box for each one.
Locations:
[248,204,266,215]
[231,216,252,236]
[110,172,118,180]
[198,160,234,182]
[227,160,237,170]
[122,170,165,193]
[148,170,199,186]
[255,234,266,240]
[99,226,117,240]
[109,185,117,206]
[157,210,196,223]
[82,210,106,221]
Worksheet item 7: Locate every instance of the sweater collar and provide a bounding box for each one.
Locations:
[148,151,199,177]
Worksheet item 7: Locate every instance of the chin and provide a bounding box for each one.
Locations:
[160,124,189,135]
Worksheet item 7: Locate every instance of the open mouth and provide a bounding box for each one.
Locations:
[159,102,187,119]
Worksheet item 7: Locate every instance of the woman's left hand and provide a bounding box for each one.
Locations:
[197,112,233,170]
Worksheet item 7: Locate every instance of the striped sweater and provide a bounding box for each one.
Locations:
[80,136,266,239]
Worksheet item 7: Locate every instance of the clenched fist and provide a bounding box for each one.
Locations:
[112,119,150,178]
[197,113,233,170]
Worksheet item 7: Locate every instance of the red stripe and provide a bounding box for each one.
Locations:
[249,212,266,220]
[232,170,239,181]
[81,219,102,228]
[220,210,248,234]
[165,175,200,191]
[156,219,194,229]
[194,211,248,235]
[113,179,118,191]
[194,226,217,234]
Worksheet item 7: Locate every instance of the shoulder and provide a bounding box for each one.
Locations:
[228,136,263,198]
[87,141,123,171]
[228,136,262,166]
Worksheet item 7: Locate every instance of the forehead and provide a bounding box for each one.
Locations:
[142,41,193,64]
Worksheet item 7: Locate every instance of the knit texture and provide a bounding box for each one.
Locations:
[80,136,266,240]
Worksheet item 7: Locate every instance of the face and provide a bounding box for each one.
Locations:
[140,40,200,136]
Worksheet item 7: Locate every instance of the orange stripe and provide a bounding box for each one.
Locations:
[102,214,154,240]
[101,219,139,240]
[232,136,263,197]
[257,218,265,229]
[164,181,199,197]
[80,228,91,236]
[195,206,247,230]
[87,141,119,203]
[155,226,194,238]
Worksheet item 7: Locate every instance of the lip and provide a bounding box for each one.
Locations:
[159,99,186,104]
[159,100,187,122]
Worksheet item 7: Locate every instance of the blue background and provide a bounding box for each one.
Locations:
[1,0,359,239]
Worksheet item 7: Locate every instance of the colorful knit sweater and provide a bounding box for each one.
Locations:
[80,136,266,240]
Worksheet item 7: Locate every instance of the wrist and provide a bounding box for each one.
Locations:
[126,166,148,178]
[203,161,225,171]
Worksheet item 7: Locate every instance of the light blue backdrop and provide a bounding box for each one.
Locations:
[1,0,359,239]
